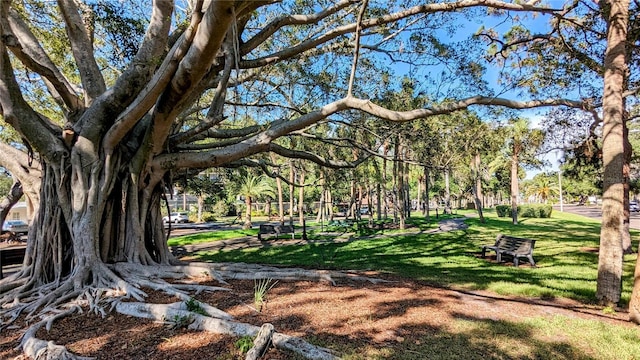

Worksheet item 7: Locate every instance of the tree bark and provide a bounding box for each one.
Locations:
[622,120,632,253]
[473,152,485,223]
[444,168,452,215]
[298,169,305,226]
[598,0,628,307]
[289,161,295,225]
[510,151,519,225]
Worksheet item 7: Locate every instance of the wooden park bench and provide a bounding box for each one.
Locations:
[258,224,295,241]
[0,246,26,279]
[481,234,536,267]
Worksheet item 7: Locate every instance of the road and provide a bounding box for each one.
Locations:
[559,204,640,230]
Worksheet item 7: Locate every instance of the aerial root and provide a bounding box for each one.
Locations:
[116,301,339,360]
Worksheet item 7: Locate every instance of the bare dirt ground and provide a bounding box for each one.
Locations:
[0,271,632,360]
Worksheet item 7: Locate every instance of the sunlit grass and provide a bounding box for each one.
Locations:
[182,209,640,359]
[167,228,256,247]
[193,210,638,304]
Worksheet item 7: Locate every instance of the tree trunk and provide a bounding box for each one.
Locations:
[197,195,204,223]
[622,120,633,254]
[510,151,519,225]
[265,200,272,219]
[398,161,405,229]
[272,154,285,223]
[298,170,305,226]
[244,196,252,229]
[473,152,485,223]
[444,168,452,215]
[598,0,628,307]
[277,177,284,223]
[424,166,430,221]
[289,161,295,225]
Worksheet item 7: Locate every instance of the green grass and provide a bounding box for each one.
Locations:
[192,210,637,304]
[167,228,256,247]
[330,315,640,360]
[179,210,640,359]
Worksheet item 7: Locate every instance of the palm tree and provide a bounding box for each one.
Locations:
[237,174,275,229]
[524,174,559,204]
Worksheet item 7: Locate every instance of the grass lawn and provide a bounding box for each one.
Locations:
[170,210,640,360]
[187,210,636,304]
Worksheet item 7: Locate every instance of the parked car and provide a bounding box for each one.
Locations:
[162,212,190,223]
[631,201,640,212]
[2,220,29,235]
[359,206,369,215]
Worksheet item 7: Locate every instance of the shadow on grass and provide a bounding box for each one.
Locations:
[306,314,598,360]
[193,212,638,304]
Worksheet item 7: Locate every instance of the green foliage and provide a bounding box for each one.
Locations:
[200,212,216,222]
[520,204,553,218]
[185,298,207,316]
[234,336,254,354]
[0,171,12,196]
[495,205,511,217]
[168,314,193,329]
[495,205,552,218]
[211,200,235,217]
[254,278,278,312]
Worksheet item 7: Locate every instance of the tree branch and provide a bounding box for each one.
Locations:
[102,0,180,153]
[241,0,360,55]
[269,143,370,169]
[347,0,368,97]
[241,0,565,69]
[0,25,67,165]
[6,10,82,118]
[57,0,106,105]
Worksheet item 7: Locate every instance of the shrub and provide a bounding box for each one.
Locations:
[201,212,216,222]
[495,205,510,217]
[211,200,234,217]
[518,204,552,218]
[495,204,552,218]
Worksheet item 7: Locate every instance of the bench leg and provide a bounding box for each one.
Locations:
[514,257,519,267]
[496,251,502,262]
[481,248,486,258]
[528,256,536,267]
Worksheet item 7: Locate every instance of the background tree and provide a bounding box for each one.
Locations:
[232,173,275,229]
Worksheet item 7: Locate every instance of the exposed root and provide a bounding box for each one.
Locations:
[2,262,388,359]
[203,262,390,284]
[21,307,94,360]
[116,301,339,360]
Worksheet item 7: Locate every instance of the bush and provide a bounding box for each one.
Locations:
[518,204,553,218]
[211,200,234,217]
[495,204,552,218]
[495,205,511,217]
[201,212,216,222]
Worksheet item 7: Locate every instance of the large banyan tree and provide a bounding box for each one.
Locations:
[0,0,620,358]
